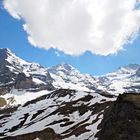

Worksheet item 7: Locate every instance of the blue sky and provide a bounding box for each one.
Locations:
[0,1,140,75]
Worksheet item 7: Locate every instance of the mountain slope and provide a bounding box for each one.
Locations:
[0,48,99,94]
[0,48,53,93]
[97,64,140,95]
[48,63,98,92]
[0,89,115,140]
[0,48,140,95]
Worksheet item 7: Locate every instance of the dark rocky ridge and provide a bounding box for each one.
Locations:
[96,93,140,140]
[0,49,17,85]
[0,48,10,60]
[1,128,61,140]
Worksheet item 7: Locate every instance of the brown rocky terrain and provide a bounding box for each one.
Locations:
[96,93,140,140]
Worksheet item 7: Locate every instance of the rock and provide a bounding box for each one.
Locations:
[136,68,140,77]
[1,128,62,140]
[96,93,140,140]
[14,73,35,89]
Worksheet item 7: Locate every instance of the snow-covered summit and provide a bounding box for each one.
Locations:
[0,48,31,66]
[117,64,140,75]
[48,63,97,92]
[124,64,140,70]
[97,64,140,95]
[0,48,140,95]
[48,63,77,74]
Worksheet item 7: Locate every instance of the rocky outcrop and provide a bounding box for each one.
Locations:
[14,73,35,89]
[96,93,140,140]
[136,68,140,77]
[14,73,54,91]
[1,128,61,140]
[0,49,17,85]
[0,61,14,87]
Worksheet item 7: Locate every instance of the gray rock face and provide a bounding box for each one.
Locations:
[0,48,9,60]
[14,73,54,91]
[0,49,16,84]
[136,68,140,77]
[15,73,34,89]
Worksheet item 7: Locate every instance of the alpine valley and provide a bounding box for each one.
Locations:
[0,48,140,140]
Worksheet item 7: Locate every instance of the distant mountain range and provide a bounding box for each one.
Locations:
[0,48,140,140]
[0,48,140,95]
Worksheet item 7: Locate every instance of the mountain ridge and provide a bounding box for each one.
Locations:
[0,48,140,95]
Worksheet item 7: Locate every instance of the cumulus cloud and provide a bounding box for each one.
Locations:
[3,0,140,55]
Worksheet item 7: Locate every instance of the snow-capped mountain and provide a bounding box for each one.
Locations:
[0,48,53,92]
[47,63,98,92]
[48,63,140,95]
[97,64,140,95]
[0,48,99,94]
[0,48,140,96]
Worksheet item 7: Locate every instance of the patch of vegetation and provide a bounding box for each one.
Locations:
[0,97,7,107]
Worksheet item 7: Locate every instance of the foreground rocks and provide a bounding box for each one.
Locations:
[0,89,114,140]
[2,128,61,140]
[0,90,140,140]
[96,93,140,140]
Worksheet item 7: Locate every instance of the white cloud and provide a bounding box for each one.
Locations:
[3,0,140,55]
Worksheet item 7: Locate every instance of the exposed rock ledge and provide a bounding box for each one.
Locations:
[96,93,140,140]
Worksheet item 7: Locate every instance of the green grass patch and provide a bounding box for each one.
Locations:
[0,97,7,107]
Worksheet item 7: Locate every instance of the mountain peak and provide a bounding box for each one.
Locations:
[56,63,75,71]
[127,64,140,70]
[0,48,13,60]
[48,63,77,74]
[116,64,140,75]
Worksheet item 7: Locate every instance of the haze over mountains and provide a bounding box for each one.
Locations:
[0,48,140,140]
